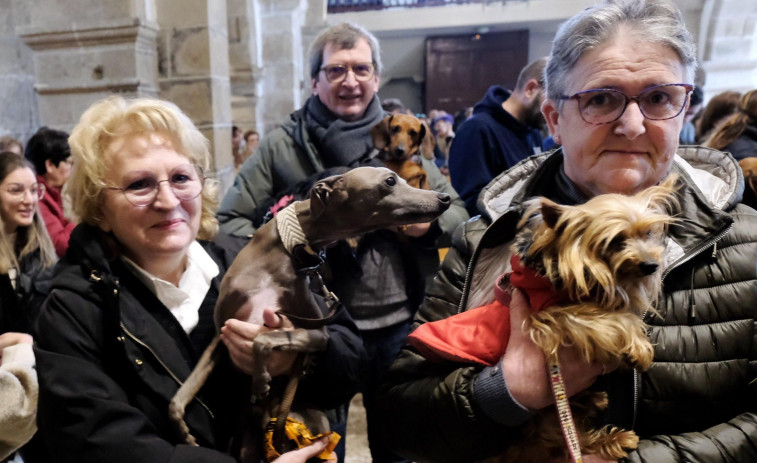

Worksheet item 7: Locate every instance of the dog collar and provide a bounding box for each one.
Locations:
[276,202,321,265]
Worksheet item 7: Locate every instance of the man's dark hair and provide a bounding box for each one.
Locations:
[515,57,548,91]
[24,126,70,175]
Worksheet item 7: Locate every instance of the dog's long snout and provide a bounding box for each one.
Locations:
[639,261,659,275]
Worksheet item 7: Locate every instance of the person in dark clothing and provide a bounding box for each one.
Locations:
[704,89,757,161]
[30,96,364,463]
[0,152,56,335]
[448,57,548,216]
[375,1,757,462]
[218,22,468,463]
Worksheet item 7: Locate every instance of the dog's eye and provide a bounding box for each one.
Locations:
[408,130,417,137]
[391,126,401,134]
[385,176,397,187]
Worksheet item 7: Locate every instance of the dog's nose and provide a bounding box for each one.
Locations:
[437,193,451,205]
[639,261,659,275]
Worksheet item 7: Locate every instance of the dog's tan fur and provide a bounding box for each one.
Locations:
[739,157,757,199]
[371,114,435,190]
[169,167,451,462]
[496,176,679,463]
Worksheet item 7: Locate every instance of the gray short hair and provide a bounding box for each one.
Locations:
[545,0,697,102]
[308,22,382,80]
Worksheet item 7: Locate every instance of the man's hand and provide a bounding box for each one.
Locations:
[501,288,607,410]
[220,308,297,377]
[398,222,431,237]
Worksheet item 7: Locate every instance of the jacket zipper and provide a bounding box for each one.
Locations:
[120,322,215,420]
[632,222,733,428]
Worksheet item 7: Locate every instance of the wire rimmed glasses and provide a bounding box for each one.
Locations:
[320,62,376,83]
[105,164,205,207]
[4,183,45,201]
[558,83,694,125]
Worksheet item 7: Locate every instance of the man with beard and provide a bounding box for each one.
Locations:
[449,57,548,216]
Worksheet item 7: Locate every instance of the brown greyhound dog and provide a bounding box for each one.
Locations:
[169,166,451,461]
[372,114,436,190]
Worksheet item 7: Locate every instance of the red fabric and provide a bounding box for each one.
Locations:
[407,255,566,365]
[37,175,75,257]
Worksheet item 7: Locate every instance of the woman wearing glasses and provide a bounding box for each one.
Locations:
[0,152,56,460]
[376,1,757,462]
[30,97,362,463]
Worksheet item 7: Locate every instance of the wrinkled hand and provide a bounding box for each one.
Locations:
[501,288,608,410]
[398,222,432,237]
[272,436,335,462]
[220,308,298,377]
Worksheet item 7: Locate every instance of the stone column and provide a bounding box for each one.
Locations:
[155,0,232,181]
[699,0,757,97]
[0,0,39,141]
[16,0,159,133]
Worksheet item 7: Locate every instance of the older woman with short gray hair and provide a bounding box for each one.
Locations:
[376,0,757,462]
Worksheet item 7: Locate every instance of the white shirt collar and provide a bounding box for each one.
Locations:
[122,241,220,334]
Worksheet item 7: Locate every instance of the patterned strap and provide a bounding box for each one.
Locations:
[548,358,583,463]
[275,202,316,256]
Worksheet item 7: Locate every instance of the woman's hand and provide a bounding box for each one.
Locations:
[220,308,297,377]
[272,436,335,462]
[501,288,607,410]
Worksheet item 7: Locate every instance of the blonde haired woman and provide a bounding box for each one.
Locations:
[32,97,363,462]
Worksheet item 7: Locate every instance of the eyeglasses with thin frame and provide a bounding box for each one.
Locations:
[104,164,205,207]
[320,62,376,83]
[3,183,45,201]
[558,83,694,125]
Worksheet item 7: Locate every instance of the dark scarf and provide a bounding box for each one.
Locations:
[304,94,385,168]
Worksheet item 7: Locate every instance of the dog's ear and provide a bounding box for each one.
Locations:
[371,116,393,151]
[309,178,335,220]
[419,121,436,160]
[539,198,563,229]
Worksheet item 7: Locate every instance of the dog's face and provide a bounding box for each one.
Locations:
[739,157,757,194]
[305,166,450,245]
[515,175,679,313]
[371,114,435,161]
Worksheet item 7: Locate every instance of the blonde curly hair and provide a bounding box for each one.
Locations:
[66,96,219,240]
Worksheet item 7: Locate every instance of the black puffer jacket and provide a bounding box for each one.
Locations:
[376,146,757,462]
[32,223,365,463]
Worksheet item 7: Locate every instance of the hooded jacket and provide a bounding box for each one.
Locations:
[31,223,365,463]
[376,146,757,463]
[448,85,544,216]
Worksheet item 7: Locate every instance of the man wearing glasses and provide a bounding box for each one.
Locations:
[218,21,467,463]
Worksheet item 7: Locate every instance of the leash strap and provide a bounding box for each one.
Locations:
[548,358,583,463]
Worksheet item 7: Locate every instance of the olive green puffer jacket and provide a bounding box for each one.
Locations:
[376,146,757,463]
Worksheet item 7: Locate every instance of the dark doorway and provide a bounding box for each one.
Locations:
[425,30,529,114]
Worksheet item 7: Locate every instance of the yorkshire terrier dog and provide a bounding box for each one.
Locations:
[408,176,679,462]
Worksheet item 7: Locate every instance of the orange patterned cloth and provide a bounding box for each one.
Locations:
[264,417,340,462]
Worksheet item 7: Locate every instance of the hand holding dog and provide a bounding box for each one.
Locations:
[501,288,609,410]
[398,221,432,237]
[220,309,298,377]
[272,436,336,462]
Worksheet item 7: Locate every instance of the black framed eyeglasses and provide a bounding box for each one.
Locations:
[104,164,205,207]
[558,83,694,125]
[320,62,376,83]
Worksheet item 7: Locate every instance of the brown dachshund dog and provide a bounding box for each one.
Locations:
[739,157,757,196]
[372,114,435,190]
